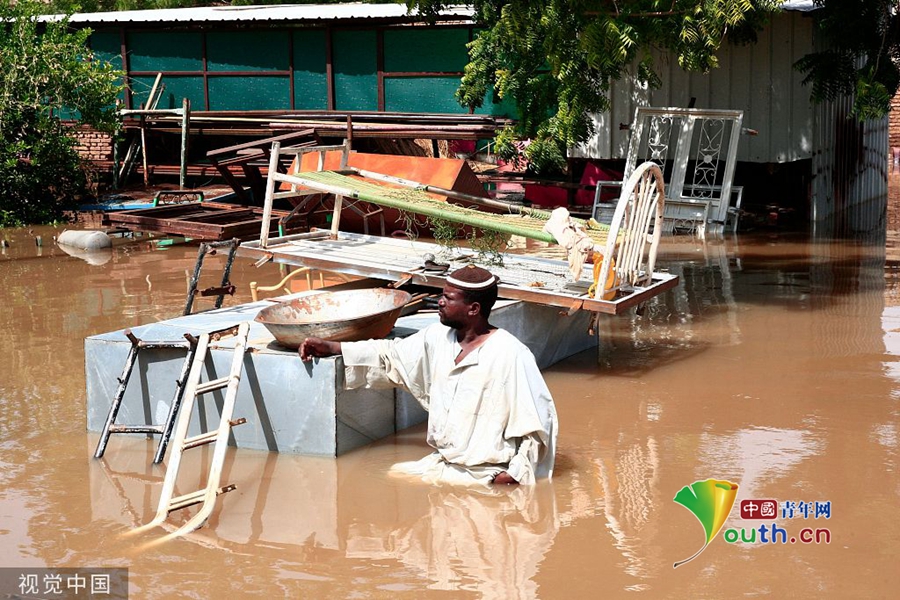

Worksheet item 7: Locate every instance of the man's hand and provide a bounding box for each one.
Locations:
[492,471,518,485]
[299,337,341,361]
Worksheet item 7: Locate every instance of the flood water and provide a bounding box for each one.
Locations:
[1,225,899,598]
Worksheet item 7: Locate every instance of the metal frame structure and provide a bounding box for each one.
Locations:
[94,330,198,465]
[592,107,744,236]
[183,239,241,315]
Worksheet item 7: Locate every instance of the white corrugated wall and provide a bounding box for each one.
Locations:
[573,11,816,164]
[810,92,888,234]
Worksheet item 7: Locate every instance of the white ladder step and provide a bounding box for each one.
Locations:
[168,484,236,513]
[183,418,246,450]
[183,431,218,450]
[195,376,230,395]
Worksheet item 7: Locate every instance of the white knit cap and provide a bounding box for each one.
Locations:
[446,265,499,290]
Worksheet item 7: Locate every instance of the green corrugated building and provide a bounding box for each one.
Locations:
[69,4,513,117]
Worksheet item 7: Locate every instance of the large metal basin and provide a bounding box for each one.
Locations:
[254,288,412,349]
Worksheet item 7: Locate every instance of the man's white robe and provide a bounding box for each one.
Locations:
[341,323,557,485]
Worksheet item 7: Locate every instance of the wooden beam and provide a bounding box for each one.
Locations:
[180,98,190,189]
[325,27,334,110]
[376,28,385,112]
[120,27,131,110]
[202,32,210,111]
[288,32,295,111]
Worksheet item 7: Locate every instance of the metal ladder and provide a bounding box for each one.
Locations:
[183,239,240,316]
[97,238,240,463]
[95,330,199,464]
[129,322,250,538]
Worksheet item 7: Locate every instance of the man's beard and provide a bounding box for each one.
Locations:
[439,312,463,329]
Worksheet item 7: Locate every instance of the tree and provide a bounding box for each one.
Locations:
[0,1,123,226]
[406,1,782,172]
[794,0,900,122]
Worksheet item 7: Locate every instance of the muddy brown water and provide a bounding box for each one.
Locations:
[1,226,899,598]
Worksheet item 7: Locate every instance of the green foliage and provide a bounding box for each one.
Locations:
[0,1,123,225]
[468,228,507,266]
[794,0,900,122]
[426,217,461,255]
[0,210,24,228]
[409,1,780,172]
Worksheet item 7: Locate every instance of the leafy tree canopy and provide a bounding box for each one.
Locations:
[1,1,123,226]
[408,0,782,172]
[794,0,900,122]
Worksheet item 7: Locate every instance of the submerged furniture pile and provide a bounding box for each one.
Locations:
[246,140,677,316]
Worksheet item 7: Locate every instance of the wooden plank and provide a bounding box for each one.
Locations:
[113,204,212,218]
[104,200,293,240]
[241,164,267,203]
[206,129,317,158]
[104,214,225,238]
[113,206,238,222]
[209,157,252,204]
[172,209,257,224]
[205,129,318,202]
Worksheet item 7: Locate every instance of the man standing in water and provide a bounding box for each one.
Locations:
[299,265,557,486]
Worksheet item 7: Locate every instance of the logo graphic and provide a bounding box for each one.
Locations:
[673,479,739,568]
[740,499,777,519]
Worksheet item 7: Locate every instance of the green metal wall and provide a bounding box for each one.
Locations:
[383,28,469,73]
[385,77,463,114]
[293,30,328,110]
[208,77,290,111]
[129,31,203,72]
[207,31,290,72]
[89,25,514,117]
[332,29,378,111]
[87,30,126,107]
[88,30,121,68]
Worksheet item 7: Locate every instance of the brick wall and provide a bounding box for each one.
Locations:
[71,124,114,163]
[889,95,900,231]
[889,172,900,231]
[891,94,900,150]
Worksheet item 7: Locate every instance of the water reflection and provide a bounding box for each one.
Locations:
[90,436,559,599]
[344,486,557,598]
[590,437,662,580]
[695,427,822,500]
[57,243,114,266]
[3,227,900,596]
